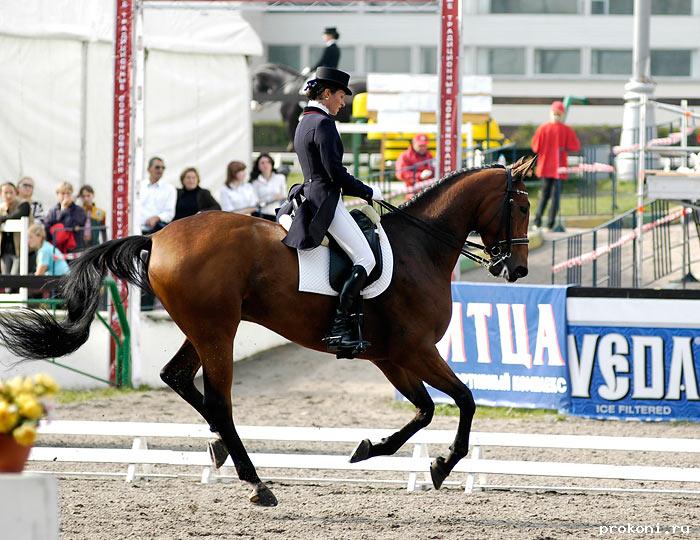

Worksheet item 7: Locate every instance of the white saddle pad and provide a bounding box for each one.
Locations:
[296,224,393,298]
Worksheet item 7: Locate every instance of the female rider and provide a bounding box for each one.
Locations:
[281,67,383,356]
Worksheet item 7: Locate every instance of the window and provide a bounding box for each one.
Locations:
[651,50,692,76]
[653,0,691,14]
[591,49,632,75]
[419,46,437,74]
[592,0,691,14]
[309,45,356,72]
[365,47,411,73]
[267,45,301,70]
[490,0,578,13]
[591,0,633,14]
[477,48,526,75]
[535,49,580,74]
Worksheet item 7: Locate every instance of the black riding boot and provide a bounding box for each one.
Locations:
[323,265,371,356]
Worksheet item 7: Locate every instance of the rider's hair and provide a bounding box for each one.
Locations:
[304,80,342,101]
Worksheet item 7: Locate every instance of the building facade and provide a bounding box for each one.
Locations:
[244,0,700,126]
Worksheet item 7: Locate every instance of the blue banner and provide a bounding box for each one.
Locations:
[568,325,700,421]
[427,282,570,410]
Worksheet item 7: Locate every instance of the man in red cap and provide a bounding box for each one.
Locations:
[395,133,435,193]
[531,100,580,230]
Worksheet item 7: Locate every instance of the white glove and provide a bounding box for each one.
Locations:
[371,186,384,201]
[419,168,433,180]
[301,66,311,76]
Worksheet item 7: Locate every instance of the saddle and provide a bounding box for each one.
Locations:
[327,208,383,292]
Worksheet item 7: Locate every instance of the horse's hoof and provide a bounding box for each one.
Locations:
[249,483,278,507]
[349,439,372,463]
[207,438,228,469]
[430,456,448,490]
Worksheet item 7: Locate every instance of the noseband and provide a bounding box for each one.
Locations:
[376,165,529,270]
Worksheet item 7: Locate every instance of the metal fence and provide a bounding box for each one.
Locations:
[550,201,699,288]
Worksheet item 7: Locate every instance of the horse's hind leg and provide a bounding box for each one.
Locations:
[194,333,277,507]
[160,339,230,467]
[350,363,435,463]
[160,340,212,429]
[408,347,476,490]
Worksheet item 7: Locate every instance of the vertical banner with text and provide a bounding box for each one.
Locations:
[437,0,462,177]
[110,0,134,383]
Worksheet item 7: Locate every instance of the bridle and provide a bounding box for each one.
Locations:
[375,165,529,270]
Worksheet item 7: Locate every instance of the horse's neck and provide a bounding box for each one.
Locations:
[402,169,492,273]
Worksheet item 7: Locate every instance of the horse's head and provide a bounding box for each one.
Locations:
[252,63,302,95]
[477,156,535,282]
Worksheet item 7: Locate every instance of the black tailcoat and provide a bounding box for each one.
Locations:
[311,43,340,70]
[282,106,372,250]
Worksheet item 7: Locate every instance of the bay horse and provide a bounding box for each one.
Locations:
[0,158,534,506]
[252,63,366,148]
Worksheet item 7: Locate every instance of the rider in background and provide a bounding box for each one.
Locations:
[282,67,383,355]
[302,27,341,77]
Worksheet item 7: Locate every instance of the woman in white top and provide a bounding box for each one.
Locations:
[218,161,259,214]
[250,153,287,220]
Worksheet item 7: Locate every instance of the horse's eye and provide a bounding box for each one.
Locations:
[518,205,529,215]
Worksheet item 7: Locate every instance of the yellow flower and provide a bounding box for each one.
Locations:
[15,393,43,420]
[0,400,19,433]
[4,376,26,397]
[33,374,59,396]
[12,423,37,446]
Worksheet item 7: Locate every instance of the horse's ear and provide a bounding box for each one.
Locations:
[509,155,537,179]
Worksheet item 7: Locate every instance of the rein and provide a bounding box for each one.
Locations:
[375,166,529,269]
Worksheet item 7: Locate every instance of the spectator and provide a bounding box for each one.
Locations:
[44,181,87,254]
[139,156,176,234]
[531,100,581,230]
[17,176,45,224]
[0,182,31,275]
[28,223,68,277]
[173,167,221,221]
[395,134,435,193]
[78,185,107,247]
[250,154,286,220]
[219,161,259,215]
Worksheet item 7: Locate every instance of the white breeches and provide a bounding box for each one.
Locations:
[327,197,376,274]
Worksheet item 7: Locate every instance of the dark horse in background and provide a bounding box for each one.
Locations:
[0,158,535,507]
[252,63,366,149]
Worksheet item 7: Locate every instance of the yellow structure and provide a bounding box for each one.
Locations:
[351,92,509,161]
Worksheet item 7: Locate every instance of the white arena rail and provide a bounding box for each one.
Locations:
[30,421,700,495]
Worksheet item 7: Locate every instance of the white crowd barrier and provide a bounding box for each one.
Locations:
[30,421,700,495]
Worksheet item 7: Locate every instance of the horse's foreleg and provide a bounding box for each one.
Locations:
[350,363,434,463]
[195,335,277,507]
[409,348,476,490]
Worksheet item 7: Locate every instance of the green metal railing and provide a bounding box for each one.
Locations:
[97,277,131,387]
[0,277,132,387]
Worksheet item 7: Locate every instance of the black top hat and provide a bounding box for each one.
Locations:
[314,67,352,95]
[323,27,339,39]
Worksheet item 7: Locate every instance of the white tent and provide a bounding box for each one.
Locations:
[0,0,263,219]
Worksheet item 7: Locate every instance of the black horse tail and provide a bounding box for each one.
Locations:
[0,235,152,360]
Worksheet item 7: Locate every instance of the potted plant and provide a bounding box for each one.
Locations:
[0,374,59,472]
